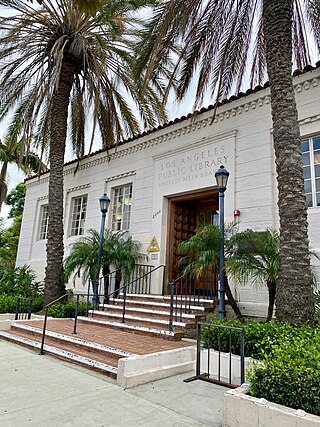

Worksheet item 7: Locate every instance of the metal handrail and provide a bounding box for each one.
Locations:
[39,293,79,355]
[185,321,245,388]
[15,296,33,320]
[168,268,218,331]
[87,265,166,324]
[87,268,123,313]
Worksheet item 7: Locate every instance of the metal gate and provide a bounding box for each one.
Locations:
[184,322,245,388]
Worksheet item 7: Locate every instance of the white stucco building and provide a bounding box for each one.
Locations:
[16,64,320,317]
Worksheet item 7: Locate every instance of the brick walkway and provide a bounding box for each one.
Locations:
[22,319,193,355]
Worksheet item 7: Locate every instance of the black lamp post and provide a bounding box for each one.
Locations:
[92,193,110,309]
[215,165,229,319]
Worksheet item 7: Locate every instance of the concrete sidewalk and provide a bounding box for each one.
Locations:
[0,340,227,427]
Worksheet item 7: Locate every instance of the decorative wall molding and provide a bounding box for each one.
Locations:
[25,72,320,186]
[299,114,320,126]
[105,171,136,182]
[26,176,49,189]
[66,184,91,193]
[37,195,48,201]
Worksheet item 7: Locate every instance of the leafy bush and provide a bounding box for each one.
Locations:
[0,294,43,314]
[202,319,320,416]
[249,331,320,415]
[0,265,43,297]
[201,319,308,359]
[47,301,89,318]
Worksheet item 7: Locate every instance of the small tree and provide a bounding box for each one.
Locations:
[64,229,143,298]
[0,183,27,267]
[226,229,280,322]
[178,224,242,318]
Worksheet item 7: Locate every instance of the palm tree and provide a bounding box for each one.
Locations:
[0,0,169,305]
[64,229,101,286]
[108,232,144,298]
[33,0,105,15]
[178,223,242,318]
[0,136,46,211]
[226,229,280,322]
[137,0,318,323]
[64,229,143,298]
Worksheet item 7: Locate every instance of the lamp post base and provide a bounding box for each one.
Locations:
[218,310,226,320]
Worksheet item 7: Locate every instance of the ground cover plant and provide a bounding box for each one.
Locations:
[47,301,89,318]
[202,319,320,416]
[0,265,44,313]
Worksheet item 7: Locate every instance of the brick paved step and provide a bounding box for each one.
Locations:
[90,310,192,330]
[78,316,182,340]
[0,330,118,378]
[11,323,136,360]
[98,304,199,322]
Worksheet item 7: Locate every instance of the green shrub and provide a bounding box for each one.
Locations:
[201,319,316,359]
[249,332,320,415]
[0,295,43,314]
[47,300,89,318]
[202,319,320,416]
[0,265,43,297]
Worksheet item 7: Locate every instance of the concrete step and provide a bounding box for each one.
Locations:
[78,316,182,340]
[98,303,199,322]
[109,298,209,315]
[115,293,216,308]
[0,330,118,378]
[90,310,192,330]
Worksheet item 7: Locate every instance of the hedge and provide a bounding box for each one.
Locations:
[47,301,89,318]
[249,332,320,416]
[0,295,43,314]
[202,319,320,416]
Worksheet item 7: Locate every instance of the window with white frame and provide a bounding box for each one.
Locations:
[38,204,49,240]
[301,136,320,207]
[111,184,132,231]
[69,195,88,236]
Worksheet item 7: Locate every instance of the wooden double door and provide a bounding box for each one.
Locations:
[166,190,219,293]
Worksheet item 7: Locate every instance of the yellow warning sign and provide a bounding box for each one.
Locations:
[147,236,160,252]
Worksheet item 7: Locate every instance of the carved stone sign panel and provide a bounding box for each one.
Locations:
[153,132,235,195]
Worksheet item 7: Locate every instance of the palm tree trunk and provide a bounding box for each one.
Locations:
[0,162,8,212]
[263,0,314,323]
[103,264,111,303]
[44,60,76,305]
[266,280,276,322]
[225,274,242,318]
[115,270,122,299]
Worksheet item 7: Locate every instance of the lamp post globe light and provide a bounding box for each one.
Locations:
[215,165,229,319]
[93,193,110,309]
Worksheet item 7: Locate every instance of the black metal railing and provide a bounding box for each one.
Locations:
[87,264,161,308]
[86,264,166,323]
[168,269,218,330]
[184,322,245,388]
[39,294,80,355]
[15,297,33,320]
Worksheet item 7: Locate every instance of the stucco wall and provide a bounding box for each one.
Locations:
[16,67,320,316]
